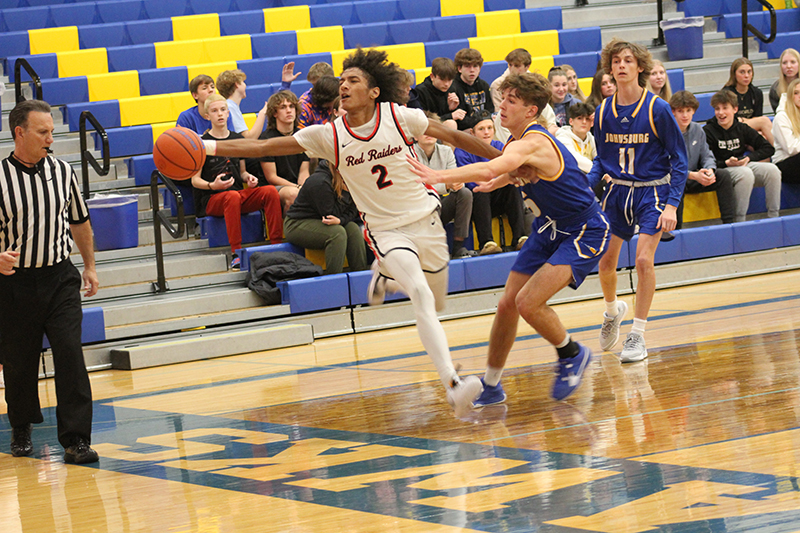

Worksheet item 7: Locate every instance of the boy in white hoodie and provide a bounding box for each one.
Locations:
[555,102,596,174]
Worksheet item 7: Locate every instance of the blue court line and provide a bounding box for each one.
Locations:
[100,290,800,406]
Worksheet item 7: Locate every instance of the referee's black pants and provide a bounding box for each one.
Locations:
[0,259,93,448]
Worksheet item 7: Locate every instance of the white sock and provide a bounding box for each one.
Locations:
[631,318,647,336]
[483,366,504,387]
[605,299,619,317]
[555,333,570,348]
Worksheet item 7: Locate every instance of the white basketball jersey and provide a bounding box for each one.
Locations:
[331,102,440,232]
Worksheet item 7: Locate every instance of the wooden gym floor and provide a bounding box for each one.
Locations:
[2,269,800,532]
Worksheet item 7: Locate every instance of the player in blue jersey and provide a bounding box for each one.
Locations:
[409,72,611,403]
[588,39,688,363]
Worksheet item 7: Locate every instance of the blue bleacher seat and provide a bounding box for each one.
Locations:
[485,0,525,10]
[447,258,466,292]
[309,3,357,27]
[782,214,800,247]
[558,27,602,55]
[433,14,476,42]
[631,232,685,265]
[763,31,800,59]
[97,125,153,157]
[347,269,406,305]
[681,0,723,17]
[64,101,121,131]
[387,19,435,46]
[138,66,189,96]
[41,76,89,105]
[480,61,506,85]
[198,211,264,248]
[781,182,800,211]
[3,6,51,31]
[354,0,398,24]
[189,0,233,15]
[107,43,157,72]
[722,0,761,14]
[239,84,275,113]
[237,57,284,86]
[667,68,684,92]
[285,53,333,81]
[344,22,390,49]
[289,79,311,97]
[238,242,304,271]
[519,7,562,32]
[142,0,189,19]
[126,18,173,45]
[96,0,146,24]
[79,23,130,49]
[397,0,439,20]
[463,253,518,291]
[555,51,600,79]
[234,0,276,9]
[424,39,470,66]
[251,32,298,59]
[126,154,157,186]
[0,30,30,57]
[681,225,734,260]
[43,307,106,349]
[49,3,97,27]
[162,179,196,216]
[219,10,265,36]
[6,54,58,82]
[733,218,783,254]
[279,274,349,314]
[280,0,322,5]
[693,92,714,122]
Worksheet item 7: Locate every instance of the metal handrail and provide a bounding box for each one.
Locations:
[150,171,185,293]
[654,0,685,47]
[14,58,42,104]
[741,0,776,58]
[79,111,110,201]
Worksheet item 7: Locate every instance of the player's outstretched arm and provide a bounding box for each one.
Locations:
[408,141,531,186]
[424,120,502,160]
[204,135,305,159]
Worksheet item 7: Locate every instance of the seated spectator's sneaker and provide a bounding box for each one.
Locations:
[10,424,33,457]
[473,378,506,407]
[446,376,483,417]
[660,231,675,242]
[599,300,628,351]
[367,261,386,306]
[230,255,241,271]
[479,241,503,255]
[451,247,477,259]
[515,236,528,251]
[620,332,648,363]
[552,343,592,401]
[64,438,99,464]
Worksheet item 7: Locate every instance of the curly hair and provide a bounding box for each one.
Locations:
[341,48,405,104]
[266,90,300,131]
[601,38,653,88]
[498,72,552,118]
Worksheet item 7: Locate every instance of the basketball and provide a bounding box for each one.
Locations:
[153,126,206,180]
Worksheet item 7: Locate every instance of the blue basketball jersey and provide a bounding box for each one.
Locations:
[588,90,688,206]
[506,122,599,223]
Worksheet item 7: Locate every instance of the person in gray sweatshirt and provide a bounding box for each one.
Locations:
[669,91,735,228]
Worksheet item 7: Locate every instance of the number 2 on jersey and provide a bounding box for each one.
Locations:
[372,164,393,190]
[618,147,635,175]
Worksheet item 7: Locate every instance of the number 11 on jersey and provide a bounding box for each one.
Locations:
[619,147,635,175]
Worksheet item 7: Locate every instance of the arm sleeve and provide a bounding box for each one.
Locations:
[67,166,90,224]
[704,124,728,168]
[293,123,337,162]
[752,86,764,117]
[228,107,247,134]
[306,177,338,218]
[773,112,800,158]
[698,128,717,170]
[743,123,775,161]
[769,81,780,113]
[396,105,430,139]
[555,129,593,174]
[655,103,688,207]
[586,110,604,187]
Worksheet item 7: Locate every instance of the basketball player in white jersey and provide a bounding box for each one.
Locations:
[202,48,500,417]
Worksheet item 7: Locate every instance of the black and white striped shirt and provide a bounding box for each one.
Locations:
[0,154,90,268]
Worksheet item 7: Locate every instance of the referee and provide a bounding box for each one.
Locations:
[0,100,100,464]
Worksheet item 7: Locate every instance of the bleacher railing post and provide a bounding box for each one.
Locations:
[151,171,185,293]
[78,111,110,201]
[741,0,777,59]
[13,58,42,104]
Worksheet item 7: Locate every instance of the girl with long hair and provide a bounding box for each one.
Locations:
[772,78,800,183]
[723,57,774,144]
[559,63,586,101]
[646,60,672,101]
[586,70,616,108]
[769,48,800,112]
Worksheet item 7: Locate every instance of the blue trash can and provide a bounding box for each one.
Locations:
[87,195,139,250]
[660,17,704,61]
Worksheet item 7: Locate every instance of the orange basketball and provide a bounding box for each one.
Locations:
[153,126,206,180]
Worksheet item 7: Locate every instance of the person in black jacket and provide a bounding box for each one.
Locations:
[704,90,781,222]
[722,57,774,145]
[452,48,494,130]
[283,160,367,275]
[412,57,464,128]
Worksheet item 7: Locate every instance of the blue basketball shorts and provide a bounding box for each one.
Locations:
[601,182,671,240]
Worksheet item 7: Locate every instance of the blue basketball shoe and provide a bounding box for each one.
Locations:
[551,343,592,401]
[473,378,507,407]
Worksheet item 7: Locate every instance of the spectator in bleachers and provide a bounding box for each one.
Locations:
[646,60,672,101]
[555,102,596,174]
[413,57,463,127]
[283,160,367,275]
[722,57,775,145]
[586,70,616,108]
[255,90,310,212]
[216,69,268,140]
[549,68,578,127]
[176,74,215,134]
[704,90,780,222]
[192,94,283,269]
[455,111,526,255]
[400,70,421,108]
[298,75,338,129]
[559,64,586,102]
[452,48,494,130]
[297,62,335,123]
[490,48,532,109]
[414,112,475,259]
[772,78,800,184]
[769,48,800,113]
[669,91,734,228]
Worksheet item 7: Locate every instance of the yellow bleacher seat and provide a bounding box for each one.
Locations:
[87,71,140,102]
[377,43,427,71]
[515,30,559,58]
[330,49,350,74]
[119,93,174,127]
[187,61,238,85]
[578,77,592,97]
[204,35,252,63]
[684,191,721,223]
[151,121,178,147]
[475,10,520,37]
[243,113,259,130]
[529,55,555,75]
[29,26,79,55]
[414,67,432,85]
[170,92,197,116]
[297,26,344,55]
[263,6,311,33]
[172,13,220,41]
[57,48,108,77]
[155,39,206,69]
[469,34,516,63]
[440,0,483,17]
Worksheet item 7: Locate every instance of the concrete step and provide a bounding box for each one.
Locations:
[91,250,226,289]
[564,4,681,29]
[110,322,313,370]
